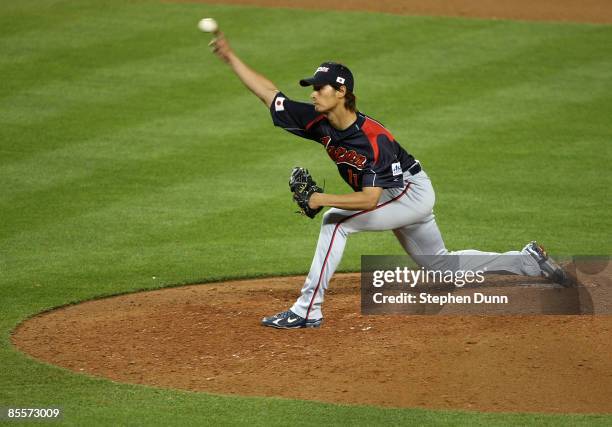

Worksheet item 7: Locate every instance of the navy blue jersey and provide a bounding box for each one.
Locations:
[270,92,416,191]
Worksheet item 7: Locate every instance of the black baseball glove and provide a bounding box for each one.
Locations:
[289,167,324,219]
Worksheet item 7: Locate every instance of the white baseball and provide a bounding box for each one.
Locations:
[198,18,218,33]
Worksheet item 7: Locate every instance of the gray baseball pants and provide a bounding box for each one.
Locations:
[290,169,542,320]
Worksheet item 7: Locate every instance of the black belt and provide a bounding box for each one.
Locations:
[407,161,421,175]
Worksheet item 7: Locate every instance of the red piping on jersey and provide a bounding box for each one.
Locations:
[305,114,326,131]
[361,117,395,165]
[305,183,413,320]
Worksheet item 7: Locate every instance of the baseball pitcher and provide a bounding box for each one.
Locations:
[209,31,568,329]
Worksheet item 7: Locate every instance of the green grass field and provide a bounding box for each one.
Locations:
[1,0,611,424]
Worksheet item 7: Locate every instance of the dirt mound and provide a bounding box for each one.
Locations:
[12,270,612,413]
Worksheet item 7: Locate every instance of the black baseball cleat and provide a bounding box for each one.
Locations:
[261,309,323,329]
[523,241,571,286]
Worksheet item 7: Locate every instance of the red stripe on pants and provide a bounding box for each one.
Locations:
[305,183,412,319]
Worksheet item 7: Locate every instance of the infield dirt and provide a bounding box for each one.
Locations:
[12,267,612,414]
[180,0,612,23]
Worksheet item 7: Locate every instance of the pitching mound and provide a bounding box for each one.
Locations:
[12,268,612,414]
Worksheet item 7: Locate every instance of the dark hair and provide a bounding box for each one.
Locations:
[330,84,357,111]
[344,91,357,112]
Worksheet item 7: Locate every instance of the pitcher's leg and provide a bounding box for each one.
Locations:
[292,183,428,320]
[394,214,541,276]
[290,209,352,320]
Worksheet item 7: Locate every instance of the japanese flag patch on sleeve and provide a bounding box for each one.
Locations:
[274,96,286,112]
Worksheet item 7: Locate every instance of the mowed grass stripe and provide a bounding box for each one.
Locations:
[1,3,348,99]
[2,12,605,189]
[0,133,322,289]
[0,43,217,127]
[356,26,610,132]
[0,51,218,163]
[0,8,562,145]
[426,90,611,249]
[0,87,270,199]
[0,0,206,69]
[0,0,91,43]
[0,85,305,222]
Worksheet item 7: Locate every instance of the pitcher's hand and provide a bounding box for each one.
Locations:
[209,32,233,63]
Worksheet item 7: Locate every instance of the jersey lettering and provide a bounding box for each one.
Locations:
[326,144,367,169]
[270,93,416,190]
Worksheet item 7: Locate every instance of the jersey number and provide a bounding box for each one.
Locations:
[347,168,359,188]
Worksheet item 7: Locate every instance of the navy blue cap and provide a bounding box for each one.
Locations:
[299,62,354,93]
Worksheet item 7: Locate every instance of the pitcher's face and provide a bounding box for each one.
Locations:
[311,84,343,113]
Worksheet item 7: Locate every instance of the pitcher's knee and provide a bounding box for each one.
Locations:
[322,209,347,226]
[414,251,453,271]
[321,209,354,237]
